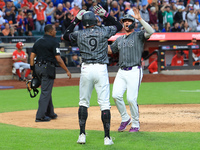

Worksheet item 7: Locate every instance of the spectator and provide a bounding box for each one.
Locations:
[4,1,12,13]
[118,0,125,20]
[21,0,33,13]
[187,7,198,31]
[174,5,183,23]
[71,0,82,9]
[17,12,28,35]
[162,22,171,32]
[149,6,157,25]
[194,0,200,10]
[171,22,181,32]
[56,3,66,26]
[70,3,80,17]
[0,0,5,11]
[52,0,63,7]
[84,0,93,11]
[158,4,164,31]
[0,8,5,26]
[111,1,120,21]
[161,4,174,26]
[45,1,56,24]
[68,53,80,67]
[148,59,158,74]
[34,0,47,32]
[63,1,72,12]
[140,4,149,23]
[0,46,5,53]
[124,2,131,14]
[127,4,139,24]
[171,51,184,66]
[8,26,17,36]
[181,20,192,32]
[27,12,34,31]
[12,42,31,81]
[154,24,159,32]
[2,22,10,36]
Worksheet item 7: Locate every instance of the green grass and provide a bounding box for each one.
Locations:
[0,80,200,149]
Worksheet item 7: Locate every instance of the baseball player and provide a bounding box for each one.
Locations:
[63,5,122,145]
[108,8,154,132]
[12,42,31,81]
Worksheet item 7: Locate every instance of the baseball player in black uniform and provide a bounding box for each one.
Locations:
[30,24,71,122]
[108,8,154,132]
[63,5,122,145]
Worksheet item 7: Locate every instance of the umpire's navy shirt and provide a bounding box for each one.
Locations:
[32,34,60,65]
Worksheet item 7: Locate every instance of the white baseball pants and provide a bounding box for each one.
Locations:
[79,63,111,111]
[112,66,143,129]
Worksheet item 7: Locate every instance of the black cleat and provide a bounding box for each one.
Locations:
[35,116,51,122]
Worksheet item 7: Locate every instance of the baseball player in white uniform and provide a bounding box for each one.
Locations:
[108,8,154,132]
[63,5,122,145]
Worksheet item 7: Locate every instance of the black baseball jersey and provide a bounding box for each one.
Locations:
[69,25,117,64]
[32,34,60,65]
[110,30,146,67]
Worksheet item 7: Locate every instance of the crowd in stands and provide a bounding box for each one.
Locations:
[0,0,200,37]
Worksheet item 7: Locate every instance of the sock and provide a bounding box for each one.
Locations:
[78,106,88,135]
[16,69,21,78]
[25,69,31,78]
[101,110,111,138]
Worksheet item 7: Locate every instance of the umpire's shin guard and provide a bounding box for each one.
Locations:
[78,106,88,135]
[101,110,111,138]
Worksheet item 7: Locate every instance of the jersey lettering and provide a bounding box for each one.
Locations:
[89,38,97,51]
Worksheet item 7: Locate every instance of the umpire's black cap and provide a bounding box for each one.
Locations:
[82,11,97,27]
[122,14,135,23]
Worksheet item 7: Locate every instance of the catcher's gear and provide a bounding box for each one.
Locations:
[76,9,86,20]
[16,42,24,49]
[93,4,109,17]
[82,11,97,27]
[122,14,135,29]
[26,77,41,98]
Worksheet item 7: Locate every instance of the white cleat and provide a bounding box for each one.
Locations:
[77,133,86,144]
[104,137,114,145]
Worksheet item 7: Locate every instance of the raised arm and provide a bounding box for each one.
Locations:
[132,7,154,38]
[94,4,122,32]
[63,10,86,41]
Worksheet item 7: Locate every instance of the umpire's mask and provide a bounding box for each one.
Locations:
[26,77,41,98]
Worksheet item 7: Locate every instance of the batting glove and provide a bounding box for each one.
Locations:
[76,10,86,20]
[94,4,109,17]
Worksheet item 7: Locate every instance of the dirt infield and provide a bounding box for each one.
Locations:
[0,74,200,132]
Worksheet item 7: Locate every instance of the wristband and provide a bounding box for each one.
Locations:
[30,66,35,70]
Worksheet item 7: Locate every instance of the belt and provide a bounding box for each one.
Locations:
[83,62,106,65]
[36,61,54,66]
[121,66,141,71]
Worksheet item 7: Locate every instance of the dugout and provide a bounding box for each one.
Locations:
[157,45,200,73]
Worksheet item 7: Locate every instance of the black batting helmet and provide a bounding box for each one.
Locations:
[26,77,41,98]
[82,11,97,27]
[122,14,135,29]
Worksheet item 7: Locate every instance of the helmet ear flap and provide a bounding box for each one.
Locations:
[128,22,135,29]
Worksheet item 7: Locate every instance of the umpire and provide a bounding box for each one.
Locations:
[30,24,71,122]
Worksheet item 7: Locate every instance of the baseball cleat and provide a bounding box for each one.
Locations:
[118,118,131,132]
[77,133,86,144]
[104,137,114,145]
[129,127,139,132]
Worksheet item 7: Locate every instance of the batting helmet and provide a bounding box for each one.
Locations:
[82,11,97,27]
[122,14,135,29]
[26,77,41,98]
[16,42,24,49]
